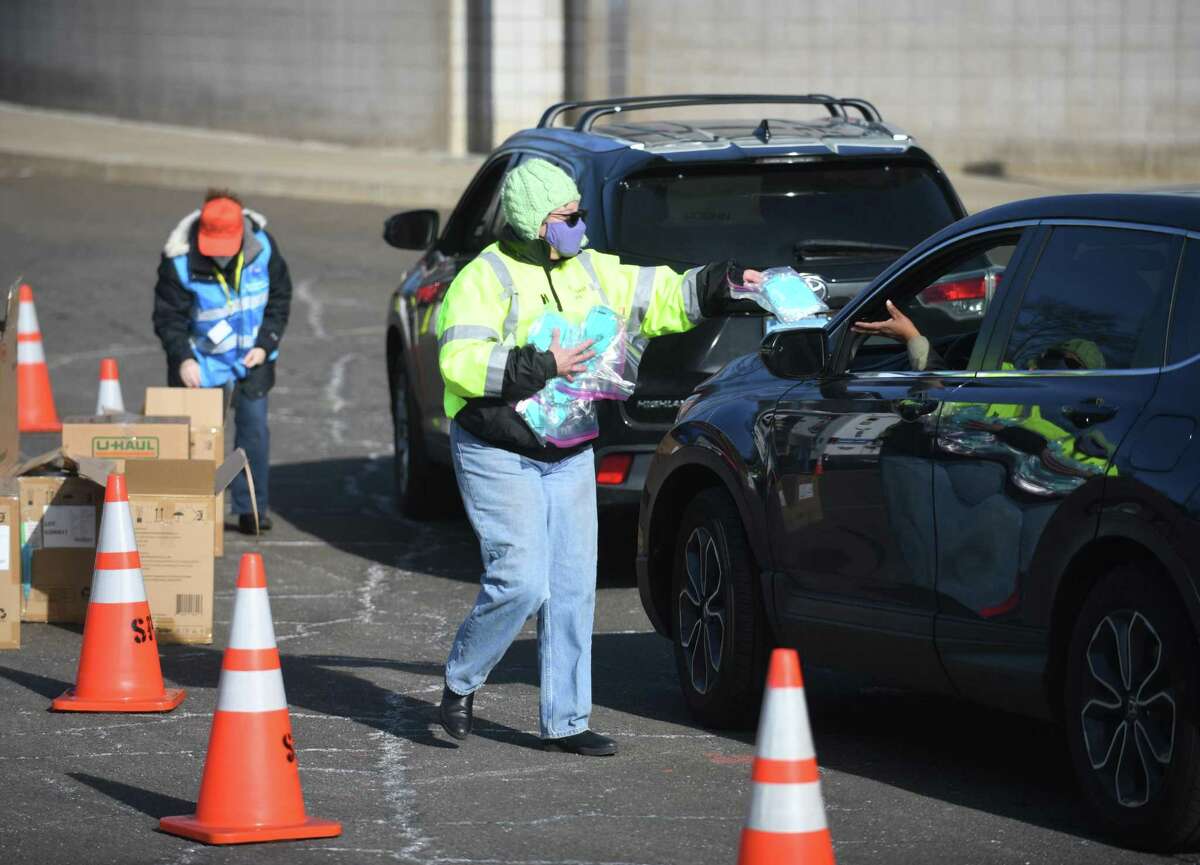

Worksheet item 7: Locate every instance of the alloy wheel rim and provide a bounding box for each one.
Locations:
[678,526,727,695]
[1080,610,1176,808]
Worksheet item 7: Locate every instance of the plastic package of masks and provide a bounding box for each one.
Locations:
[731,267,831,325]
[516,305,639,447]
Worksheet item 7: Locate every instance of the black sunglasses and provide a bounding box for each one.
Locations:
[550,209,587,227]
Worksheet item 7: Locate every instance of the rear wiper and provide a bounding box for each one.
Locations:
[794,239,909,261]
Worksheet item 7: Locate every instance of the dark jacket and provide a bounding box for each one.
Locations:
[152,209,292,398]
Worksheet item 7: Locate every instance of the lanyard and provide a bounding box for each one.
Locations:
[212,251,245,308]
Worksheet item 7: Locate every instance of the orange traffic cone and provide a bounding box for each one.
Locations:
[52,473,186,712]
[160,553,342,845]
[17,283,61,432]
[737,649,835,865]
[95,357,126,415]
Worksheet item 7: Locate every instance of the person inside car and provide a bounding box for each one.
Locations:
[435,158,762,756]
[851,298,946,370]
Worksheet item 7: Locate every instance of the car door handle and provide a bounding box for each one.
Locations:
[894,398,938,421]
[1062,399,1118,428]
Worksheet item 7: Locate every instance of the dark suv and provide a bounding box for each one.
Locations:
[637,192,1200,849]
[384,94,966,518]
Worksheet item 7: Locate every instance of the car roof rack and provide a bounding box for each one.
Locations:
[537,94,882,132]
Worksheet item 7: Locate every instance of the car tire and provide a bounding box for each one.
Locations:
[670,487,768,730]
[1065,565,1200,851]
[391,368,457,521]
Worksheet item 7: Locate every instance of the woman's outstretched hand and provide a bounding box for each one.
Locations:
[740,268,764,287]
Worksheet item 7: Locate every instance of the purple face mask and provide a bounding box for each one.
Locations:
[544,217,587,257]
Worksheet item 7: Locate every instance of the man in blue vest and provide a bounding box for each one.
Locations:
[152,189,292,534]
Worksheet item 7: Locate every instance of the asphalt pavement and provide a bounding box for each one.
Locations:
[1,172,1196,865]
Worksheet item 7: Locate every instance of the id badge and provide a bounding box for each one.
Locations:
[206,319,234,346]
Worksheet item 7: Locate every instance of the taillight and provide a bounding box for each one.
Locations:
[596,453,634,485]
[920,276,987,304]
[414,281,445,304]
[918,273,999,320]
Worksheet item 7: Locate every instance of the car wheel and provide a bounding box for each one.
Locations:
[391,369,457,520]
[670,487,768,729]
[1066,565,1200,851]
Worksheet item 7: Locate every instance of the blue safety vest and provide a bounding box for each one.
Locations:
[171,227,277,387]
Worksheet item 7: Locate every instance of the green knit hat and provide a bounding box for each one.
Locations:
[501,159,581,240]
[1059,338,1106,370]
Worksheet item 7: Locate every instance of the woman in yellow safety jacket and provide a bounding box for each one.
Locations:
[436,158,761,755]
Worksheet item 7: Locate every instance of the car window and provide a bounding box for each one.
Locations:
[847,233,1021,374]
[1168,238,1200,365]
[993,226,1181,373]
[441,155,512,257]
[614,160,960,269]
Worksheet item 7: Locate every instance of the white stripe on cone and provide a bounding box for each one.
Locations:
[90,568,148,604]
[95,380,125,415]
[97,501,137,553]
[756,687,817,761]
[216,668,288,713]
[227,588,278,650]
[18,299,40,333]
[746,782,829,833]
[17,341,45,364]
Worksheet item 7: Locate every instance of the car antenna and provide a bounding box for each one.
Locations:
[753,118,771,143]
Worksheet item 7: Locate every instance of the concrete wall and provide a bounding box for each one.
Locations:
[613,0,1200,180]
[0,0,453,149]
[1,0,1197,178]
[490,0,564,145]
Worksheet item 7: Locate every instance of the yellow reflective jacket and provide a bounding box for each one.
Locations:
[436,242,705,424]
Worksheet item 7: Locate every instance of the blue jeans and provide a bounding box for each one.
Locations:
[225,383,270,515]
[445,422,598,738]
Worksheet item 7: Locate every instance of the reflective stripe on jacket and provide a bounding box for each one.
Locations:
[170,227,276,388]
[436,243,703,419]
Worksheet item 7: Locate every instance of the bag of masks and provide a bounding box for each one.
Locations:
[515,381,600,448]
[526,306,637,401]
[730,266,831,325]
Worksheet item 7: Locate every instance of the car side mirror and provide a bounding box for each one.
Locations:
[760,326,829,378]
[383,210,439,250]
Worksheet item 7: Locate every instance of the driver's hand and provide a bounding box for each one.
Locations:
[852,299,920,343]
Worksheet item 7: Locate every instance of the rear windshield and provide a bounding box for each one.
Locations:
[613,161,960,268]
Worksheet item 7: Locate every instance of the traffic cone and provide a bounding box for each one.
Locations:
[52,473,186,712]
[160,553,342,845]
[17,283,62,432]
[737,649,835,865]
[95,357,126,415]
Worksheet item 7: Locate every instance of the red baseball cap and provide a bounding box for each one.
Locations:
[197,197,244,257]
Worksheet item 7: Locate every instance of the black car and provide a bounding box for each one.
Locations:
[383,94,966,518]
[637,192,1200,849]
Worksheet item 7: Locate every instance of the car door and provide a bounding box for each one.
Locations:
[766,226,1038,690]
[932,223,1183,716]
[407,153,513,446]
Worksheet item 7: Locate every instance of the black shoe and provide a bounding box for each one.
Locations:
[237,513,273,534]
[542,730,617,756]
[439,686,474,740]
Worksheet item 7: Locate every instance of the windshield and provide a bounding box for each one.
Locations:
[614,161,960,268]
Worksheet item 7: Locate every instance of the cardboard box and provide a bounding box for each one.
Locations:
[122,453,246,645]
[144,388,227,556]
[0,492,20,649]
[18,473,104,624]
[61,415,190,462]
